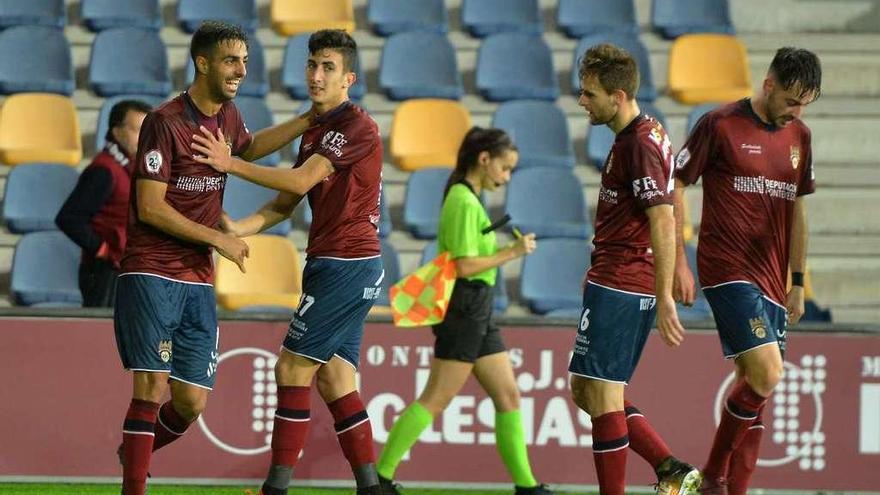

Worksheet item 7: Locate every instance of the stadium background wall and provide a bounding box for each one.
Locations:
[1,317,878,492]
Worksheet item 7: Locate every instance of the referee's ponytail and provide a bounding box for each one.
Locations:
[444,127,516,198]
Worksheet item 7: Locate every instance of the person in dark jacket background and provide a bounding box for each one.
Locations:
[56,99,152,307]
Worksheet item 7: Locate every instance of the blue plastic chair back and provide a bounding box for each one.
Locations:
[223,175,291,236]
[492,100,574,169]
[652,0,734,39]
[403,167,451,239]
[3,163,79,233]
[0,0,65,29]
[178,0,258,32]
[476,32,558,102]
[81,0,162,31]
[11,231,83,306]
[89,28,171,97]
[506,168,591,239]
[0,26,74,96]
[380,31,462,101]
[368,0,448,36]
[462,0,541,37]
[520,238,589,314]
[557,0,638,38]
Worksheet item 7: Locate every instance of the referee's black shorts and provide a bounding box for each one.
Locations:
[432,278,506,363]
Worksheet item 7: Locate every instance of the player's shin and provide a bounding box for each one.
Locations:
[263,385,311,495]
[328,391,380,489]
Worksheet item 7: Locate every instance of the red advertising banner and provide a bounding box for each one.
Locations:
[1,318,879,491]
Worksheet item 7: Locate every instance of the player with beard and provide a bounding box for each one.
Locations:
[114,22,314,495]
[567,44,701,495]
[672,47,821,495]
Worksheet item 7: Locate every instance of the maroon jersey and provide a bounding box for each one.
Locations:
[121,93,252,283]
[676,99,815,305]
[295,101,382,258]
[587,114,675,295]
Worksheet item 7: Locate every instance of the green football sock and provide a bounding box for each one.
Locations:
[376,401,434,479]
[495,409,538,487]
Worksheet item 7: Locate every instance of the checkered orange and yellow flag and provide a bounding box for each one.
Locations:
[390,252,457,327]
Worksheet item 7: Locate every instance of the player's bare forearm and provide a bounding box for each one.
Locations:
[672,178,689,258]
[647,204,677,300]
[235,192,303,236]
[240,113,311,161]
[229,154,333,196]
[789,197,808,273]
[136,180,223,248]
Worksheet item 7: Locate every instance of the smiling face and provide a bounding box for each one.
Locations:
[306,48,354,108]
[196,39,248,102]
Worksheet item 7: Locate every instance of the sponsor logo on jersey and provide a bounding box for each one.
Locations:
[158,340,173,362]
[790,145,801,169]
[175,175,225,192]
[632,176,664,201]
[145,149,163,174]
[321,130,348,158]
[741,143,763,155]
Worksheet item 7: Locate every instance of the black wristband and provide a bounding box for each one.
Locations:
[792,271,804,287]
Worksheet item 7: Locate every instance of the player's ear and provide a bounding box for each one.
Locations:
[196,55,209,76]
[344,71,355,89]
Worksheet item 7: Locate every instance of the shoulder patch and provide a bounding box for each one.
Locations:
[145,149,163,174]
[675,148,690,170]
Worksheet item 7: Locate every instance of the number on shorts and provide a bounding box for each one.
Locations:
[579,308,591,331]
[297,294,316,316]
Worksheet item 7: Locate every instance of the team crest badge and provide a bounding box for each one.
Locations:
[158,340,173,363]
[750,317,767,339]
[145,149,163,174]
[790,145,800,169]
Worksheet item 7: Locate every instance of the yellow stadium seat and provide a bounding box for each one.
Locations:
[0,93,82,166]
[390,99,472,172]
[668,34,752,105]
[270,0,355,36]
[215,235,303,311]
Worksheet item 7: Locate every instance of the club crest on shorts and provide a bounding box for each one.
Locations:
[158,340,173,363]
[750,317,767,339]
[790,145,800,169]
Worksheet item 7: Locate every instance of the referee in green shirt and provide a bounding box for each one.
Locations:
[378,128,551,495]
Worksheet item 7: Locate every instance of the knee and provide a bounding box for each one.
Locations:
[491,385,521,412]
[746,361,784,396]
[417,392,455,417]
[171,393,207,422]
[569,377,593,414]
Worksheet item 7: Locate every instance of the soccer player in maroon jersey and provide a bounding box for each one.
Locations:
[567,44,701,495]
[672,48,821,495]
[192,30,386,495]
[114,22,315,495]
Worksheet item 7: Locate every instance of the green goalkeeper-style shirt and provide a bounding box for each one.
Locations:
[437,182,498,286]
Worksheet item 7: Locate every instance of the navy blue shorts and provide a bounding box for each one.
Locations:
[283,256,384,369]
[568,282,657,384]
[114,274,219,389]
[703,281,787,359]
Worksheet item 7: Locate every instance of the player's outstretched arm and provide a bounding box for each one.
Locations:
[192,126,334,196]
[671,177,695,305]
[239,108,313,161]
[646,203,686,347]
[222,192,303,237]
[137,179,249,272]
[786,197,808,325]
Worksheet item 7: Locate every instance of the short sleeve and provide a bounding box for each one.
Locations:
[797,128,816,197]
[314,115,378,169]
[440,193,482,259]
[228,103,253,156]
[629,134,674,209]
[675,112,717,185]
[134,113,174,183]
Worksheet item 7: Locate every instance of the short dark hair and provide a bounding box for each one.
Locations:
[190,21,249,66]
[106,99,152,142]
[308,29,357,72]
[578,43,639,99]
[769,47,822,100]
[444,127,517,198]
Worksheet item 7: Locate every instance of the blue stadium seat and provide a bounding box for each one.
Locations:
[571,32,656,101]
[184,37,268,97]
[421,240,508,313]
[557,0,638,39]
[0,0,65,29]
[89,28,171,97]
[520,238,589,314]
[81,0,162,31]
[403,167,450,239]
[476,32,558,102]
[178,0,258,33]
[492,100,575,169]
[686,103,720,135]
[380,31,463,101]
[377,240,401,306]
[234,96,280,166]
[652,0,734,39]
[94,94,165,151]
[368,0,448,36]
[586,102,667,171]
[0,26,74,96]
[11,231,82,306]
[224,175,292,236]
[506,168,591,239]
[462,0,541,38]
[283,34,366,100]
[3,163,78,234]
